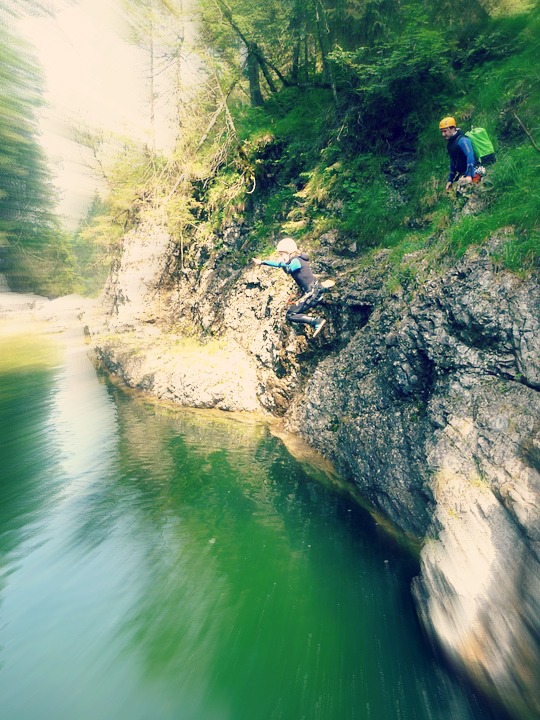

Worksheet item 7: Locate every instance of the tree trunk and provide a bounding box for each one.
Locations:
[312,0,339,109]
[246,48,264,106]
[149,24,156,148]
[291,41,300,84]
[212,0,286,99]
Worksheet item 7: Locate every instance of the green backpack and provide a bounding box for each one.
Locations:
[465,127,496,165]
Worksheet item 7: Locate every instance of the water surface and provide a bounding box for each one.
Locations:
[0,325,503,719]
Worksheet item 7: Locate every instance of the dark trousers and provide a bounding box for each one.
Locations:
[286,283,324,327]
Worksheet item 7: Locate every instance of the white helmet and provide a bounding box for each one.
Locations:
[276,237,298,254]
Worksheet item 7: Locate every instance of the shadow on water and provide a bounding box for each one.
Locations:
[0,327,510,720]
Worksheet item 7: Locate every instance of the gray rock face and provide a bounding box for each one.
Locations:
[413,375,540,720]
[289,246,540,719]
[88,223,539,720]
[88,224,261,413]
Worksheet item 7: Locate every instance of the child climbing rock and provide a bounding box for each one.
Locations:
[252,237,331,338]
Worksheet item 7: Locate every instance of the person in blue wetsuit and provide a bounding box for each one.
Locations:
[253,237,327,338]
[439,116,477,190]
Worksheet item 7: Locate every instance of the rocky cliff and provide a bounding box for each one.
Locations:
[87,220,539,720]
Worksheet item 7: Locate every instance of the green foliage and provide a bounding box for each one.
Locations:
[71,194,117,296]
[76,0,539,289]
[71,138,177,292]
[330,6,453,137]
[440,145,540,272]
[190,0,539,276]
[0,17,77,296]
[443,215,491,257]
[396,3,540,271]
[289,154,405,249]
[9,233,79,297]
[489,147,540,230]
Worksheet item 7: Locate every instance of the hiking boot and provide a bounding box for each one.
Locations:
[312,319,326,338]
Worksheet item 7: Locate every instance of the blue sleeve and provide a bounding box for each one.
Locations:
[286,258,302,273]
[458,136,476,177]
[261,260,286,268]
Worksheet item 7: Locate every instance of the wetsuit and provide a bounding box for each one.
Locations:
[261,253,325,328]
[446,129,476,184]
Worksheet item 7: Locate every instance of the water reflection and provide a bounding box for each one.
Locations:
[0,327,505,720]
[0,365,61,560]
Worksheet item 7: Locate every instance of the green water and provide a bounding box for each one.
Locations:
[0,329,503,720]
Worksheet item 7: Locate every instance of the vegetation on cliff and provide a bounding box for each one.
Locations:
[74,0,538,294]
[1,0,538,295]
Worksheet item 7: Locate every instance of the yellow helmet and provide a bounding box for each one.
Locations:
[439,116,456,129]
[276,237,298,254]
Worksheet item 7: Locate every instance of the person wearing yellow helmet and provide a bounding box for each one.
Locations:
[253,237,327,337]
[439,116,477,191]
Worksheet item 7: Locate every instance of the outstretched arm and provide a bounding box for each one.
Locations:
[252,258,286,268]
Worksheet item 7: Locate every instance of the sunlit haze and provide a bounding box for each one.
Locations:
[17,1,160,228]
